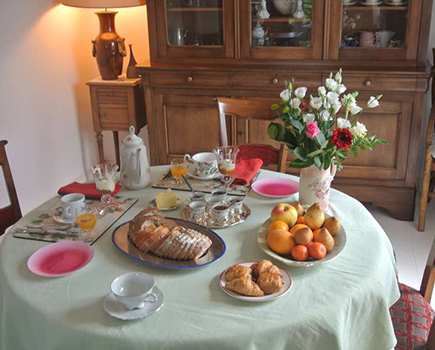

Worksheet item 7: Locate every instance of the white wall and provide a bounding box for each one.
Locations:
[0,1,149,215]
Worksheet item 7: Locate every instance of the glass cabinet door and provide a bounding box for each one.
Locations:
[154,0,235,59]
[240,0,324,60]
[328,0,422,60]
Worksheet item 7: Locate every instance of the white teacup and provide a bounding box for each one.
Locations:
[211,202,230,224]
[184,152,219,178]
[190,191,206,202]
[61,193,85,221]
[111,272,157,310]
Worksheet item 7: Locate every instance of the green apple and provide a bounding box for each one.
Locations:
[270,203,298,227]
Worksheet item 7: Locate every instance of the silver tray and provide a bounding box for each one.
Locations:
[180,204,251,229]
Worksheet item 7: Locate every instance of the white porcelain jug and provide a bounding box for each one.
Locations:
[120,126,150,190]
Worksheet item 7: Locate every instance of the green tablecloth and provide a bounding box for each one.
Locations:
[0,167,400,350]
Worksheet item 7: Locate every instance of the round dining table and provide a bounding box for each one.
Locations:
[0,166,400,350]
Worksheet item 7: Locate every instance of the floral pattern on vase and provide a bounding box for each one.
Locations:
[299,164,337,211]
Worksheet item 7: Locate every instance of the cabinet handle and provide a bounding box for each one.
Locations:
[364,80,372,86]
[272,78,279,84]
[237,131,243,136]
[100,112,106,118]
[187,76,193,82]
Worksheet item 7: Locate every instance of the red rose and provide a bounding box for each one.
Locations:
[300,102,308,111]
[331,128,353,149]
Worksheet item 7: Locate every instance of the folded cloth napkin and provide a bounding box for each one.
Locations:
[232,158,263,186]
[57,182,121,199]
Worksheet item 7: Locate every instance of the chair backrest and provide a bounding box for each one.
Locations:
[216,97,288,173]
[0,140,22,235]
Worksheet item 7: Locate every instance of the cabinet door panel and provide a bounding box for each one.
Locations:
[154,94,222,164]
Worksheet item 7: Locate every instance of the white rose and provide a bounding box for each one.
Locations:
[335,71,342,83]
[290,98,301,109]
[323,99,331,109]
[367,96,379,108]
[350,122,368,137]
[341,93,355,106]
[294,87,307,99]
[350,103,363,115]
[310,97,323,110]
[325,78,338,91]
[280,89,291,101]
[319,110,331,122]
[327,91,340,104]
[336,84,347,94]
[303,113,315,123]
[337,117,351,129]
[318,86,326,97]
[332,102,342,114]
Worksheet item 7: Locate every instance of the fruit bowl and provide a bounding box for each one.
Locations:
[257,218,347,267]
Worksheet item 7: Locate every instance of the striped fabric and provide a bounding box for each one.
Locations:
[390,283,435,349]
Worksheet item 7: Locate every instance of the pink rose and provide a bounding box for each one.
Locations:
[305,121,319,139]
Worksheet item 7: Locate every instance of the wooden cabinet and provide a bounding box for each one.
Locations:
[87,78,147,166]
[138,0,433,221]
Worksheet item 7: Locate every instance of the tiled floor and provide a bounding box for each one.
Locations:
[366,199,435,306]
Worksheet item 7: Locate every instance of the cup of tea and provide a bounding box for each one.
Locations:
[184,152,219,178]
[211,189,227,201]
[61,193,85,221]
[189,191,206,202]
[189,201,206,221]
[211,202,230,225]
[110,272,157,310]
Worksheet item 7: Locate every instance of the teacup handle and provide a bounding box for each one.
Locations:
[64,207,71,218]
[144,292,157,304]
[184,154,194,164]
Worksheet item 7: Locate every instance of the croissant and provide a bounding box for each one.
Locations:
[251,260,273,279]
[225,265,252,282]
[225,276,264,297]
[257,273,284,295]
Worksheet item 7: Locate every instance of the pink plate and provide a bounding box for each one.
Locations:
[251,178,299,198]
[27,241,94,277]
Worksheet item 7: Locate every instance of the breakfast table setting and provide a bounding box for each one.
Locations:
[0,71,400,350]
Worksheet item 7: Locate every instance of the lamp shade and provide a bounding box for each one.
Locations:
[62,0,145,8]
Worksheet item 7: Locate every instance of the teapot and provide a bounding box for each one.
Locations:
[120,126,151,190]
[173,25,190,46]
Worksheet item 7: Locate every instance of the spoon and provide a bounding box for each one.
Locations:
[181,174,194,192]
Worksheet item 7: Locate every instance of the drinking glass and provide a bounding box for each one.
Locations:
[76,206,98,242]
[171,159,188,185]
[91,163,119,210]
[213,146,239,187]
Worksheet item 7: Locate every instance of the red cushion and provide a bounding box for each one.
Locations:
[237,145,279,166]
[390,283,435,349]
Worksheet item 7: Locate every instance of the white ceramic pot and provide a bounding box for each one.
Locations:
[298,164,337,211]
[273,0,295,15]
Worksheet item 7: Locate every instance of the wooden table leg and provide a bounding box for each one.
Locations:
[113,131,120,167]
[96,132,104,163]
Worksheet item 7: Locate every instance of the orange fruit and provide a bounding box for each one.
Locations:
[296,216,305,224]
[267,229,295,255]
[308,242,327,260]
[268,220,290,234]
[313,229,321,239]
[291,245,309,261]
[290,224,309,236]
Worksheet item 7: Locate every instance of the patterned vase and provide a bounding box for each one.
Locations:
[298,164,337,211]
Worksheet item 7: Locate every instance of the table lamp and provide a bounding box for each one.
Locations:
[62,0,146,80]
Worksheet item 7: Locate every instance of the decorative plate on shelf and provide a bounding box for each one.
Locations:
[219,261,292,302]
[112,219,226,269]
[257,218,347,267]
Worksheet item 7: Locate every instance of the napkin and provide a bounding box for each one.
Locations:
[233,158,263,186]
[57,182,121,199]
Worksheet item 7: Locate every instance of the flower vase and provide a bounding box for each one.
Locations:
[298,164,337,211]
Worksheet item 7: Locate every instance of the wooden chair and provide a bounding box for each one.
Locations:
[0,140,22,235]
[390,236,435,349]
[216,97,288,173]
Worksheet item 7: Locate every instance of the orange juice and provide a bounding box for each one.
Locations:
[76,213,97,230]
[171,165,187,179]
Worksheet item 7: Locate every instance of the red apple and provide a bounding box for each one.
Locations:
[270,203,298,227]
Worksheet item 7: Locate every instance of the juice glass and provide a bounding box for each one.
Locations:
[171,159,188,184]
[76,207,98,242]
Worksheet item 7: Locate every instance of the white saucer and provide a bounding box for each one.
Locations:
[52,214,74,224]
[343,0,357,5]
[359,1,382,5]
[187,172,220,180]
[103,286,164,320]
[149,198,182,211]
[385,0,407,5]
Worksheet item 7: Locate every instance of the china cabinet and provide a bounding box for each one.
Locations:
[138,0,433,220]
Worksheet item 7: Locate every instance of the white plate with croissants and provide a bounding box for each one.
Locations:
[219,260,292,302]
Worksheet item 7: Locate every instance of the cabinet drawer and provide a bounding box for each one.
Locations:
[332,74,417,92]
[231,73,322,89]
[150,71,231,88]
[99,107,130,130]
[96,87,128,105]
